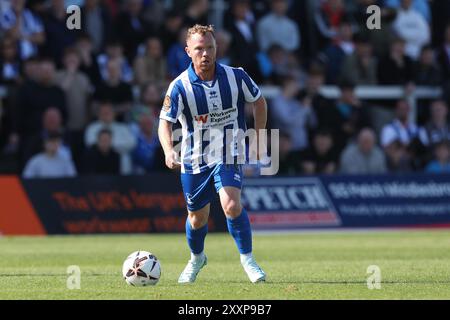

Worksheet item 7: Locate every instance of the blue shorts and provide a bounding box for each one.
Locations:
[180,163,243,212]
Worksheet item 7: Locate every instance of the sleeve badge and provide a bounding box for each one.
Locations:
[163,95,171,111]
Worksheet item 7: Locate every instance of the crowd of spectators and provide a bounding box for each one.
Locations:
[0,0,449,179]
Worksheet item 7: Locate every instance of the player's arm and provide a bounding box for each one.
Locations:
[158,83,183,170]
[238,68,268,160]
[253,95,267,131]
[158,119,180,169]
[252,96,267,160]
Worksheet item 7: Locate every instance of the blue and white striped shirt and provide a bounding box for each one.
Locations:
[160,63,261,174]
[0,8,43,59]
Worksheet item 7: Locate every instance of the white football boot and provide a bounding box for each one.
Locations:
[241,256,266,283]
[178,254,207,283]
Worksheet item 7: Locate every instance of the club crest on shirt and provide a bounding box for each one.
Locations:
[163,95,171,111]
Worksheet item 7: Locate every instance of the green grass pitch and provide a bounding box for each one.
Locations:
[1,230,450,299]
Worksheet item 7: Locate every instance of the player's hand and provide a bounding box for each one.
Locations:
[256,132,268,161]
[165,150,181,170]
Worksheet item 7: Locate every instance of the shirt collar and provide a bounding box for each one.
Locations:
[188,62,223,84]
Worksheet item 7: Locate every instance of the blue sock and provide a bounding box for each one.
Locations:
[185,218,208,255]
[227,208,252,254]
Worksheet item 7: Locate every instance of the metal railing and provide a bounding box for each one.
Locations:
[0,84,443,124]
[260,85,443,124]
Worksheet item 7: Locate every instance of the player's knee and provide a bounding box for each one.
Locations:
[188,214,208,229]
[223,201,242,219]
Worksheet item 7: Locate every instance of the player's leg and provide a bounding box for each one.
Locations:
[178,170,214,283]
[185,204,209,262]
[218,187,251,253]
[214,164,266,283]
[178,204,210,283]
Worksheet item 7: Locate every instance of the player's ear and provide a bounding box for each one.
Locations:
[185,46,191,58]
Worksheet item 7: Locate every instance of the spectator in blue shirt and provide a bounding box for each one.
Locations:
[42,0,78,66]
[425,141,450,173]
[0,36,22,85]
[96,40,133,83]
[319,19,354,84]
[0,0,45,60]
[131,109,164,173]
[167,27,190,79]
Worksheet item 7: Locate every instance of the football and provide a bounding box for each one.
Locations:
[122,251,161,286]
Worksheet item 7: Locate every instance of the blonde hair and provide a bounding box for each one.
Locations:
[186,24,216,42]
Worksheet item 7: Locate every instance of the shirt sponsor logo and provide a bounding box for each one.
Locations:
[194,114,209,124]
[193,108,238,128]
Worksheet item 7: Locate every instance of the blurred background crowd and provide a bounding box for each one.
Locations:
[0,0,449,178]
